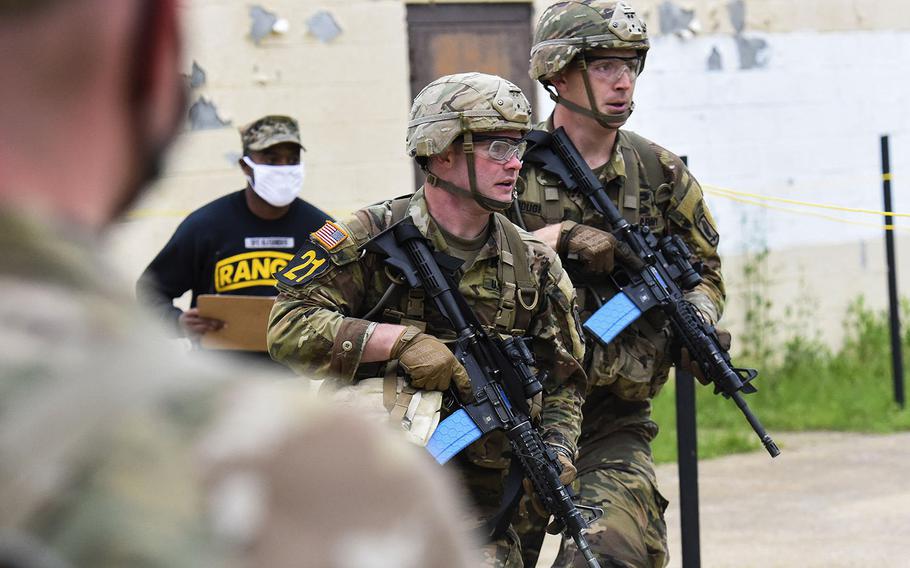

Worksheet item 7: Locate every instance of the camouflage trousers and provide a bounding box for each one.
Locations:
[455,457,524,567]
[516,428,669,567]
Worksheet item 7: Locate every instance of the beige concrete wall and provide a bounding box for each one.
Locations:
[549,0,910,34]
[721,235,910,353]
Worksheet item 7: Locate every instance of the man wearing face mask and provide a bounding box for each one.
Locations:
[137,115,331,347]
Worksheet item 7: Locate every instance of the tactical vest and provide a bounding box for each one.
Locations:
[366,196,541,338]
[517,130,669,231]
[348,196,546,468]
[515,131,677,404]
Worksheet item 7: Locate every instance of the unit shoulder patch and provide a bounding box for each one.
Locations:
[311,221,349,251]
[695,203,720,248]
[274,244,331,287]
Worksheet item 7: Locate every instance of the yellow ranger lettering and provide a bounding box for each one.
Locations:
[271,258,289,274]
[214,251,294,293]
[218,264,235,290]
[252,257,273,280]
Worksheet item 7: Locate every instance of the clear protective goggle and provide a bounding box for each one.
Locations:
[585,55,643,82]
[471,134,528,163]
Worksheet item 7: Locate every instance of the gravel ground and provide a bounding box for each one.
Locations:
[537,431,910,567]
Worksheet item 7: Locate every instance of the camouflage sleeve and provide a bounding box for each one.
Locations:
[659,152,726,324]
[526,245,587,455]
[267,226,376,383]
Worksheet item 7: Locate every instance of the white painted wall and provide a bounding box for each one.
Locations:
[620,32,910,255]
[598,31,909,348]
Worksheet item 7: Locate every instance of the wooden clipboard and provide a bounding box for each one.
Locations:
[197,294,275,352]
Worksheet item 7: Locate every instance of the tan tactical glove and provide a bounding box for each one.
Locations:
[557,221,641,274]
[523,444,577,517]
[681,327,733,386]
[390,327,472,399]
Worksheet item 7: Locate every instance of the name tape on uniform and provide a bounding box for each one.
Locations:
[244,236,296,249]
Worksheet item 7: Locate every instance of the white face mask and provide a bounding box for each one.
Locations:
[243,156,304,207]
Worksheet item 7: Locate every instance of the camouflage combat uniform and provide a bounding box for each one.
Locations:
[510,121,724,567]
[268,189,588,566]
[0,208,479,568]
[509,3,726,566]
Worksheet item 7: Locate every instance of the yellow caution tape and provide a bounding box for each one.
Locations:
[126,209,192,219]
[706,189,910,233]
[703,184,910,218]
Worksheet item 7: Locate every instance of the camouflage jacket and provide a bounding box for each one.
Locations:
[268,189,587,463]
[0,208,478,568]
[508,120,725,440]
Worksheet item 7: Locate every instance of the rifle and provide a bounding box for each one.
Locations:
[365,217,603,568]
[522,127,780,458]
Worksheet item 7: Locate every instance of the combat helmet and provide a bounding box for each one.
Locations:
[407,72,531,211]
[530,0,649,127]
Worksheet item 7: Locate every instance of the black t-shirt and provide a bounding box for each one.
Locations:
[137,189,332,333]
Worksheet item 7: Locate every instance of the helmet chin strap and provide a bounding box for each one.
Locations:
[545,53,634,129]
[424,131,513,212]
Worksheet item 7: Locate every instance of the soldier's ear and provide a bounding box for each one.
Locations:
[132,0,183,150]
[550,73,569,92]
[435,146,457,170]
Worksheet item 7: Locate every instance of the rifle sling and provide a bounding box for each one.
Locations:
[485,458,526,538]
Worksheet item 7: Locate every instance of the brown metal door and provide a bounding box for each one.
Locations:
[407,3,535,189]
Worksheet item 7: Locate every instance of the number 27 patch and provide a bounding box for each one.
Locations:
[274,245,330,287]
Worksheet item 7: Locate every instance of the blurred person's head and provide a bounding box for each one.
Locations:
[0,0,184,231]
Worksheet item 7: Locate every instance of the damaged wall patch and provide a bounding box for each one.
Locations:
[189,61,206,89]
[249,6,278,45]
[735,36,769,69]
[188,97,231,130]
[307,11,342,43]
[727,0,746,35]
[726,0,770,70]
[658,1,697,37]
[707,46,723,71]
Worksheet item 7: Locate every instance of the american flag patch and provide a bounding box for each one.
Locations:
[311,221,349,250]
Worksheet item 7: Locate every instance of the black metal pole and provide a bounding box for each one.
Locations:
[675,366,701,568]
[675,154,701,567]
[881,135,905,408]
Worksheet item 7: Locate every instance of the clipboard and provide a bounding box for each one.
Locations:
[197,294,276,352]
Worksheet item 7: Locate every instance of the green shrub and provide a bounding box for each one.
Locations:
[651,297,910,464]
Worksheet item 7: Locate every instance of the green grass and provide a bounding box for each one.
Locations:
[650,298,910,464]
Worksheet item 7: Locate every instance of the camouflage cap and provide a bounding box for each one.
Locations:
[407,72,531,158]
[530,0,649,82]
[240,115,304,153]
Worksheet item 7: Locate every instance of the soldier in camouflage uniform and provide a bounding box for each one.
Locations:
[268,72,588,567]
[0,1,478,566]
[507,2,726,567]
